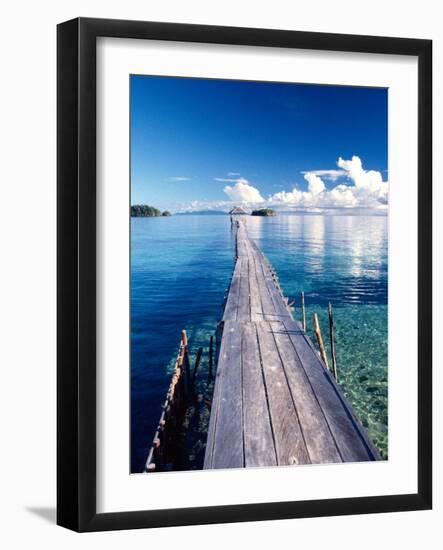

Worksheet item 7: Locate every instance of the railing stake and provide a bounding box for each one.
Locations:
[181,330,191,397]
[301,291,306,332]
[313,313,330,371]
[328,303,338,382]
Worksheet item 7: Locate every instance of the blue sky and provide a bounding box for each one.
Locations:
[130,76,388,212]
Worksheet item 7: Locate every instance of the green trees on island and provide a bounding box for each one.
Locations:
[131,204,160,217]
[251,208,277,216]
[131,204,172,217]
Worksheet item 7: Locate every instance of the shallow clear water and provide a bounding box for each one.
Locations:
[131,214,388,472]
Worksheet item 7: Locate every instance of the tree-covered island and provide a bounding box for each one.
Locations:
[251,208,277,216]
[131,204,172,217]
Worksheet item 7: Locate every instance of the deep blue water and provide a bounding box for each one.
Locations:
[131,214,388,472]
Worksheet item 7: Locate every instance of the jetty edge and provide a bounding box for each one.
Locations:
[204,218,380,469]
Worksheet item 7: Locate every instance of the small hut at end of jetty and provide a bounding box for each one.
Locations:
[229,206,248,215]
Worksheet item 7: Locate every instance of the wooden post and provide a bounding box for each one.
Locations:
[191,347,203,391]
[181,330,191,399]
[301,291,306,332]
[181,329,188,348]
[153,437,163,469]
[208,335,214,381]
[328,303,338,382]
[216,321,223,370]
[145,447,155,472]
[313,313,330,370]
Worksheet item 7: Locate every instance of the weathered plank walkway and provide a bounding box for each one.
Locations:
[204,219,380,469]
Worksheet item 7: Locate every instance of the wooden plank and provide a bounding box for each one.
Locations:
[223,260,241,321]
[237,241,247,258]
[242,323,277,467]
[251,254,279,321]
[236,225,249,257]
[256,322,310,465]
[244,239,263,322]
[211,321,244,468]
[282,318,380,461]
[237,258,250,321]
[204,327,226,468]
[249,261,264,322]
[270,321,342,464]
[204,321,235,468]
[259,260,293,321]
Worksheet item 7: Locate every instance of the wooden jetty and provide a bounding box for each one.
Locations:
[204,219,380,469]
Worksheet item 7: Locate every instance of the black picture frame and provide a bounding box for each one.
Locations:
[57,17,432,532]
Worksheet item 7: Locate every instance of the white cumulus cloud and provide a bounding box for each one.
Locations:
[301,169,346,181]
[304,173,326,195]
[338,156,387,196]
[175,157,387,213]
[269,156,387,210]
[223,177,265,204]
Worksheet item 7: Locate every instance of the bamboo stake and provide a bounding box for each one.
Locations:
[328,303,338,382]
[301,291,306,332]
[313,313,330,370]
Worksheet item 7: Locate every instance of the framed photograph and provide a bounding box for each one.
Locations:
[57,17,432,532]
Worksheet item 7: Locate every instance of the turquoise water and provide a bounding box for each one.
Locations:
[131,214,388,472]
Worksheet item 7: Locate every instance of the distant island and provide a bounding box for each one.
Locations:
[131,204,172,217]
[251,208,277,217]
[176,210,228,216]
